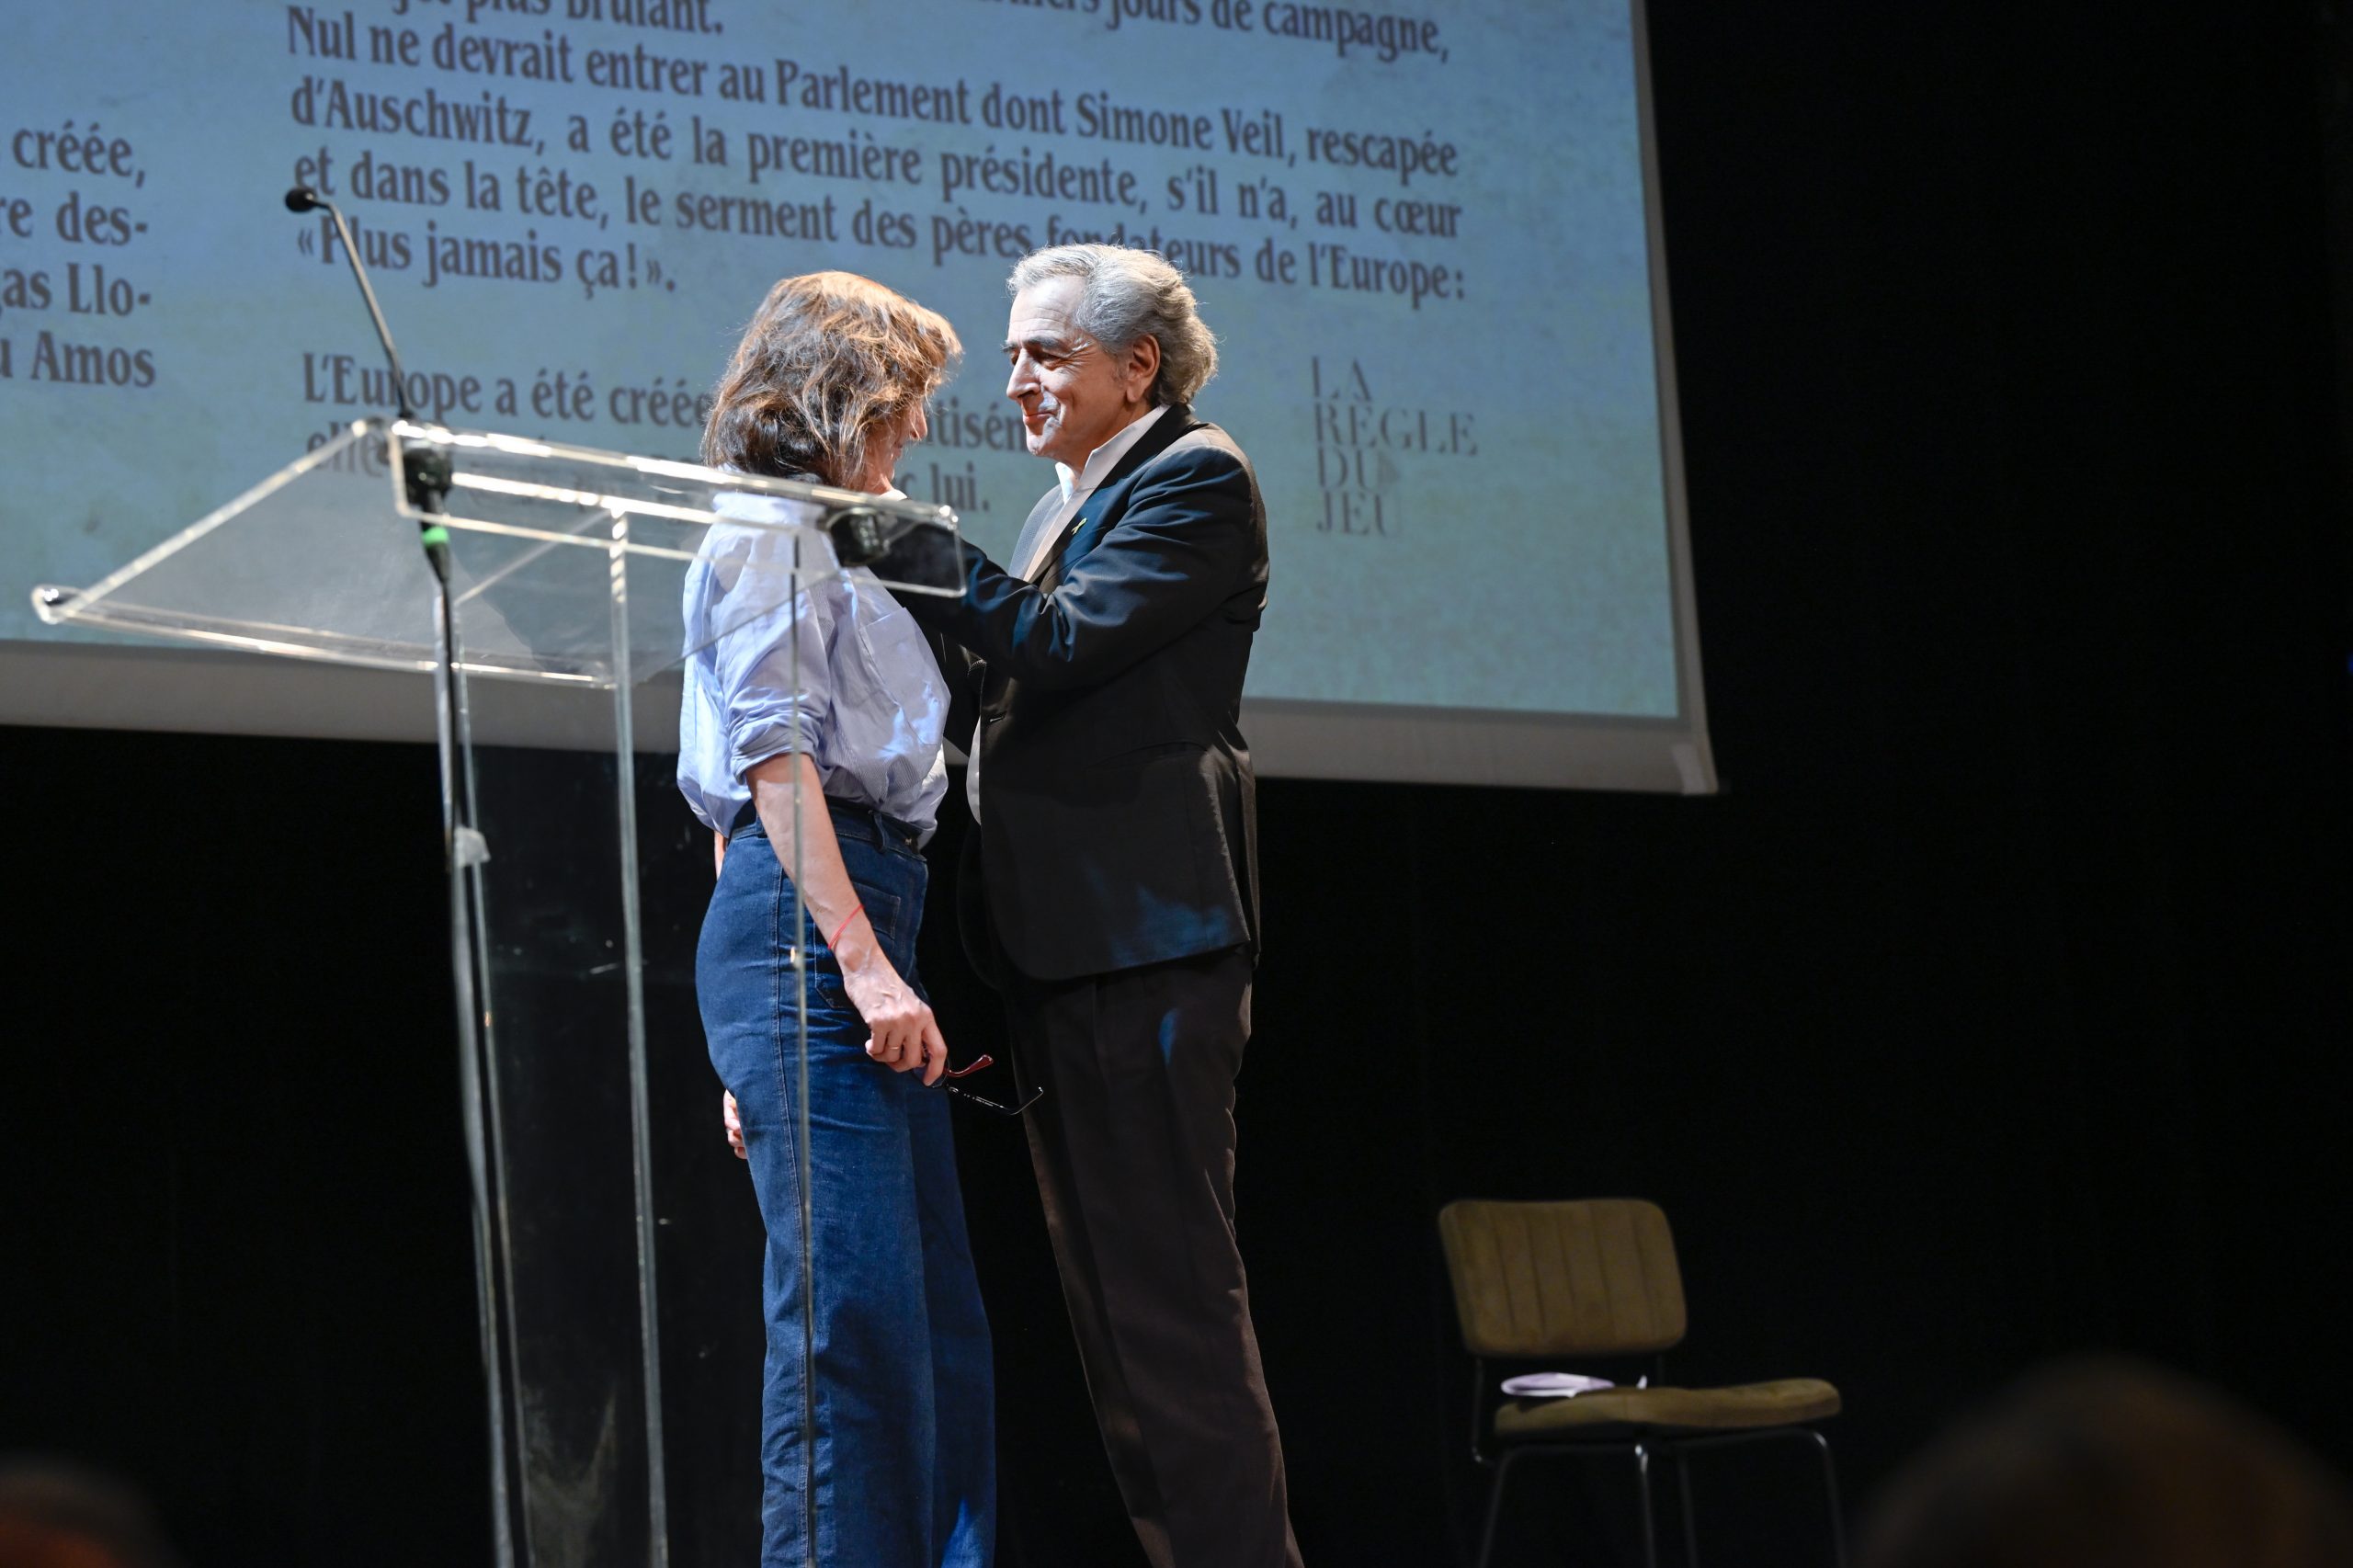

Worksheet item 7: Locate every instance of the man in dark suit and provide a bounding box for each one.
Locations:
[893,244,1302,1568]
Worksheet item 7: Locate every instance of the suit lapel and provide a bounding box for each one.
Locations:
[1035,406,1199,592]
[1034,492,1107,595]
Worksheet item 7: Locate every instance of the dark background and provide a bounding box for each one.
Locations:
[5,1,2348,1563]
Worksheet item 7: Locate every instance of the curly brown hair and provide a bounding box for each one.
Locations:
[701,271,961,487]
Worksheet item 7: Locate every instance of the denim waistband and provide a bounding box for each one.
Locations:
[730,795,925,856]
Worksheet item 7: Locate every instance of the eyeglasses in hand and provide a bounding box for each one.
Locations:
[934,1052,1043,1117]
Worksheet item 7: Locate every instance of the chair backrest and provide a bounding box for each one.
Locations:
[1437,1199,1688,1358]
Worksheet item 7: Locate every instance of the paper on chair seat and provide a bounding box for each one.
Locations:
[1501,1372,1620,1399]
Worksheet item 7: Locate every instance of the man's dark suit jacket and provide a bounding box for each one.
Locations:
[896,405,1267,983]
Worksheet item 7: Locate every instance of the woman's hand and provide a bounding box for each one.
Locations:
[722,1090,746,1160]
[839,949,949,1085]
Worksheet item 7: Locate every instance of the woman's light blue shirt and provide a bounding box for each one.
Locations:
[676,489,949,844]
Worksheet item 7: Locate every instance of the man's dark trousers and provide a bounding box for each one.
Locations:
[1007,945,1300,1568]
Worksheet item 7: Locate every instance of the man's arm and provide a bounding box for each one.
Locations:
[898,443,1256,691]
[924,628,982,747]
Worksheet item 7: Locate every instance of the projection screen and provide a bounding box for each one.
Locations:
[0,0,1713,791]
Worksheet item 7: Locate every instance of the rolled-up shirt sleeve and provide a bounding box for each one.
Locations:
[696,513,837,777]
[720,578,833,780]
[678,494,841,830]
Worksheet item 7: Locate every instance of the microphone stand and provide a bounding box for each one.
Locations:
[283,187,454,561]
[284,185,517,1568]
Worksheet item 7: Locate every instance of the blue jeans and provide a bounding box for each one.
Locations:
[698,801,995,1568]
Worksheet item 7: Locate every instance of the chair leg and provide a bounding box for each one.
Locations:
[1633,1443,1660,1568]
[1475,1449,1520,1568]
[1676,1448,1699,1568]
[1810,1430,1848,1568]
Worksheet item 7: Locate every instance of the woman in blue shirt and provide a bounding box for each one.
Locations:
[680,271,991,1568]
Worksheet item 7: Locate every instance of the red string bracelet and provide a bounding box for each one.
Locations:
[827,904,863,951]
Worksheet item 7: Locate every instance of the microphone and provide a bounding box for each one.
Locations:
[285,186,414,421]
[285,185,453,571]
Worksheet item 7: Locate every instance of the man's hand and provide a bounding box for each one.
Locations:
[841,957,949,1085]
[722,1089,746,1160]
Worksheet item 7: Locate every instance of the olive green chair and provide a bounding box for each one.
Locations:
[1437,1199,1846,1568]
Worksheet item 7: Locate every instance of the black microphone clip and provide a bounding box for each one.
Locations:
[402,440,454,517]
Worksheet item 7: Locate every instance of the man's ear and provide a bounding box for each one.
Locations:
[1127,335,1162,401]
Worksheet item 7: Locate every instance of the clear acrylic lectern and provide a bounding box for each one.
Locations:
[31,417,964,1568]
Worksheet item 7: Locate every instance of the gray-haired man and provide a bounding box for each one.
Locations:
[895,244,1302,1568]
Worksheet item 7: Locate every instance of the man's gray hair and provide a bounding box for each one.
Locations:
[1008,244,1219,408]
